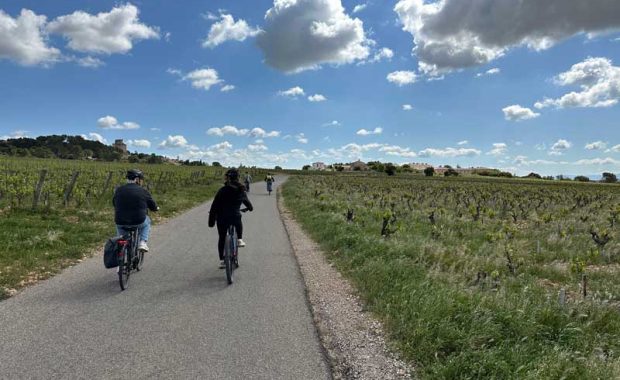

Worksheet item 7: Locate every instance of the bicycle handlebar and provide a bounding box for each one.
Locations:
[240,208,249,213]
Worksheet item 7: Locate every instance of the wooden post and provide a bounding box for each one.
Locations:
[32,169,47,209]
[63,171,80,207]
[100,171,114,198]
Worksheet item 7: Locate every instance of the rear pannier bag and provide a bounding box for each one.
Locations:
[104,236,123,269]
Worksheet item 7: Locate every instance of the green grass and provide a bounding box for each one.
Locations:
[283,175,620,379]
[0,180,222,300]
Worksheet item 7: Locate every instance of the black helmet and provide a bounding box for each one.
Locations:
[225,168,239,181]
[127,169,144,180]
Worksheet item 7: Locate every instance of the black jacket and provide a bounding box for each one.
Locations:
[208,183,253,226]
[113,183,158,225]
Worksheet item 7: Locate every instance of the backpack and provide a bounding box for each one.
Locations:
[103,236,123,268]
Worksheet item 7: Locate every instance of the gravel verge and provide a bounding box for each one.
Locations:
[278,189,414,380]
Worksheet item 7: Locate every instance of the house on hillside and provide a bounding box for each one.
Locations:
[312,162,326,171]
[349,160,369,171]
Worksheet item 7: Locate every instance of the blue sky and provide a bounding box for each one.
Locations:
[1,0,620,175]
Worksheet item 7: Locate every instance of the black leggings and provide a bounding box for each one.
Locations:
[216,220,243,260]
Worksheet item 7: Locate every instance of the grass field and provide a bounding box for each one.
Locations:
[283,174,620,379]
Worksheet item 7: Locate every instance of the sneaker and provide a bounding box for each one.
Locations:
[219,260,225,269]
[138,241,149,252]
[237,239,246,247]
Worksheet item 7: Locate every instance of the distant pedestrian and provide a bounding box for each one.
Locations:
[244,172,252,192]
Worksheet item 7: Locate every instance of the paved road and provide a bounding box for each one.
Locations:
[0,177,331,379]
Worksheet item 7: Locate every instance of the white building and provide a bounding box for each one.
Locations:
[312,162,327,171]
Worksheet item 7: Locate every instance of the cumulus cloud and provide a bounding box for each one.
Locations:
[76,56,104,68]
[418,147,481,158]
[202,14,260,48]
[585,141,607,150]
[477,68,501,77]
[278,86,305,98]
[182,68,223,91]
[487,142,508,156]
[366,47,394,64]
[97,115,140,130]
[308,94,327,102]
[256,0,371,73]
[387,71,417,86]
[394,0,620,75]
[457,140,469,145]
[502,105,540,121]
[248,143,268,151]
[549,139,572,155]
[81,132,107,144]
[610,144,620,153]
[128,139,151,148]
[0,9,61,66]
[207,125,249,137]
[357,127,383,136]
[221,84,235,92]
[296,133,309,144]
[159,135,188,149]
[574,157,620,166]
[380,145,417,158]
[353,4,368,14]
[534,57,620,109]
[402,104,413,111]
[323,120,341,127]
[250,127,280,138]
[47,4,159,55]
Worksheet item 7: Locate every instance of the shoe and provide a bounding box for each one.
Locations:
[237,239,246,247]
[138,241,149,252]
[219,260,225,269]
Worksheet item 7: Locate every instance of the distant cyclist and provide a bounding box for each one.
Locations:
[244,172,252,192]
[208,168,254,268]
[265,173,275,195]
[113,169,159,252]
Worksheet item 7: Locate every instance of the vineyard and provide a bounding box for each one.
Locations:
[0,157,268,299]
[283,174,620,379]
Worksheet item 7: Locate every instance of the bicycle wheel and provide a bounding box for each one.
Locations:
[135,249,145,271]
[118,246,130,290]
[224,234,234,284]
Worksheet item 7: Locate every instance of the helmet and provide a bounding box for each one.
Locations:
[126,169,144,180]
[225,168,239,181]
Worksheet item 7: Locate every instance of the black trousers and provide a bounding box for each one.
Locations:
[216,219,243,260]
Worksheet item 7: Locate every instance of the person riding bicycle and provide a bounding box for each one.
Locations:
[208,168,254,268]
[113,169,159,252]
[265,173,275,193]
[244,172,252,192]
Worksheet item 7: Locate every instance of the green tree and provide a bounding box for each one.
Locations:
[424,167,435,177]
[574,176,590,182]
[602,172,618,183]
[385,163,396,176]
[212,161,222,167]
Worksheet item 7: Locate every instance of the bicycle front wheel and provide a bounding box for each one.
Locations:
[118,247,130,290]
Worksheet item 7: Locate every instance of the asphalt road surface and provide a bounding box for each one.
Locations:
[0,177,331,379]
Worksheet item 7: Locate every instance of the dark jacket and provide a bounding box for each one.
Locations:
[113,183,158,225]
[208,183,253,227]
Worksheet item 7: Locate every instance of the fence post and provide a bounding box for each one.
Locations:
[63,171,80,207]
[100,171,114,198]
[32,169,47,209]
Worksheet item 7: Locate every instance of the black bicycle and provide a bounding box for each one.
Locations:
[223,208,248,285]
[117,226,145,290]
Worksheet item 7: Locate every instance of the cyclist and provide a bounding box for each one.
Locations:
[244,172,252,192]
[113,169,159,252]
[265,173,275,194]
[208,168,254,268]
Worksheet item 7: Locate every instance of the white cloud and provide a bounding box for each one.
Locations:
[207,125,249,137]
[182,68,223,91]
[159,135,188,149]
[296,133,309,144]
[250,127,281,138]
[353,4,368,14]
[418,147,481,158]
[97,115,140,130]
[210,141,233,151]
[128,139,151,148]
[457,140,469,145]
[256,0,371,73]
[221,84,235,92]
[402,104,413,111]
[76,56,104,68]
[380,145,417,158]
[502,105,540,121]
[367,47,394,63]
[549,139,572,155]
[323,120,341,127]
[609,144,620,153]
[308,94,327,102]
[387,70,417,86]
[47,4,159,55]
[477,68,501,77]
[203,14,260,48]
[0,9,61,66]
[279,86,305,98]
[487,142,508,156]
[80,132,107,144]
[248,143,268,151]
[534,57,620,109]
[574,157,620,166]
[585,141,607,150]
[357,127,383,136]
[394,0,620,75]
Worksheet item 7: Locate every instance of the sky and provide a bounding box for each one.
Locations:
[1,0,620,176]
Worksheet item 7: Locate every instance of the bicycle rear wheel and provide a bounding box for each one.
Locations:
[224,234,234,284]
[118,246,130,290]
[135,249,145,271]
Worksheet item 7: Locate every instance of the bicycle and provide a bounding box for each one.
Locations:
[116,226,145,290]
[223,208,248,285]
